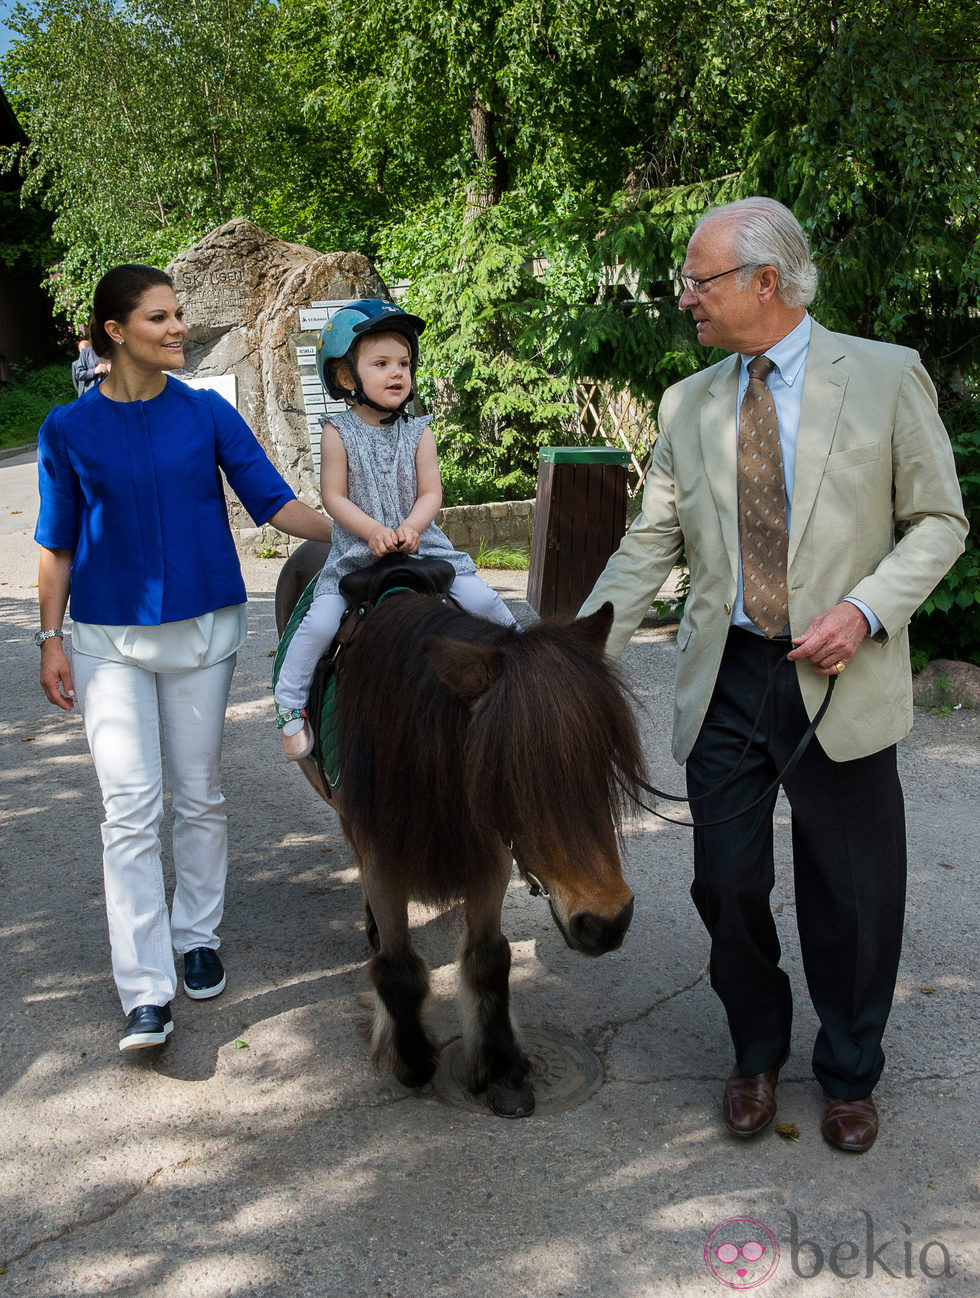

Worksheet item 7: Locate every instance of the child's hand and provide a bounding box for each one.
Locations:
[396,525,421,554]
[368,525,400,557]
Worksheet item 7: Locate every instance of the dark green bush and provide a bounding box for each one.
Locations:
[909,400,980,668]
[439,455,535,508]
[0,362,76,449]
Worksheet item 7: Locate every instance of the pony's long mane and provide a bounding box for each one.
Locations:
[462,612,646,852]
[336,595,646,903]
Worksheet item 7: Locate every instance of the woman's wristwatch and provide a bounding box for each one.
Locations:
[34,629,64,647]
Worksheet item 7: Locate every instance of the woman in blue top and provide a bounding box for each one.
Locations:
[35,264,333,1052]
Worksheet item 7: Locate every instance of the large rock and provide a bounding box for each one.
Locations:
[166,219,385,517]
[913,659,980,711]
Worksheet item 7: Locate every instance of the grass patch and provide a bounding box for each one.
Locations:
[0,363,76,450]
[474,541,529,570]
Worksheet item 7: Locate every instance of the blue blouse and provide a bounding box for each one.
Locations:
[35,376,295,625]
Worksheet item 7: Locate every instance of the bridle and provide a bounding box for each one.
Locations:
[514,859,550,898]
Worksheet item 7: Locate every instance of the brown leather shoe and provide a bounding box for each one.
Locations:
[723,1059,784,1137]
[821,1093,878,1152]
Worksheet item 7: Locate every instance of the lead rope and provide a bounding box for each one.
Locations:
[622,660,837,830]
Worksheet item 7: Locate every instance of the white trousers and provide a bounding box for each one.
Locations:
[274,573,516,714]
[72,652,236,1014]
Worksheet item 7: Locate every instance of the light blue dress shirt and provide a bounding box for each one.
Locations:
[732,312,880,637]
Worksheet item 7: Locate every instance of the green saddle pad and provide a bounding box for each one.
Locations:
[273,575,341,789]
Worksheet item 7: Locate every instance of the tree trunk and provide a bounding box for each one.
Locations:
[465,95,507,220]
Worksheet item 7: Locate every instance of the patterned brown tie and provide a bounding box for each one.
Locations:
[738,355,789,638]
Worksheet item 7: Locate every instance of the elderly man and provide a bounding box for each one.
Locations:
[580,197,966,1151]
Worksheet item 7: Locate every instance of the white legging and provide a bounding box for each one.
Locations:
[72,651,235,1014]
[274,572,517,714]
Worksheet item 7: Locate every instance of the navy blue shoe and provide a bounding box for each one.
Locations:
[119,1003,173,1051]
[183,947,226,999]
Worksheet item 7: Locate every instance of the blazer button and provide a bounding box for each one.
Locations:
[724,602,732,614]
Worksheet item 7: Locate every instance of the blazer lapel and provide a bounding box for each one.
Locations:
[789,321,848,566]
[700,355,741,577]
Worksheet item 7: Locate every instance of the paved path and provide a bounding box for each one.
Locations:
[1,452,977,1295]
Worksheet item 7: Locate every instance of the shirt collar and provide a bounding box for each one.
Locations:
[740,312,812,387]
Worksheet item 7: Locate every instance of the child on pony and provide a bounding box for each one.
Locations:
[274,298,519,760]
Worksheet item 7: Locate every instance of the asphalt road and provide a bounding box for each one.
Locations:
[1,448,977,1296]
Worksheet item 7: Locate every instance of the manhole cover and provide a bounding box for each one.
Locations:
[432,1028,602,1115]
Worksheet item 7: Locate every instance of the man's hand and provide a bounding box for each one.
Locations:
[788,602,869,675]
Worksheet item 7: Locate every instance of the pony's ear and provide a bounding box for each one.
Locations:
[421,636,504,705]
[572,601,615,651]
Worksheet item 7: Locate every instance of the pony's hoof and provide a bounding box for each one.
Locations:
[487,1079,536,1118]
[396,1054,438,1089]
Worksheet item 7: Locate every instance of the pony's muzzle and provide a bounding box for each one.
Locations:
[561,896,634,956]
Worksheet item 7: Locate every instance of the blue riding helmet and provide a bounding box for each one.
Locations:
[317,300,426,422]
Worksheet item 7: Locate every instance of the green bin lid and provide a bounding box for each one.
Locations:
[538,447,630,465]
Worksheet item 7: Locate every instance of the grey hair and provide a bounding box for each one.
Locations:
[696,197,819,307]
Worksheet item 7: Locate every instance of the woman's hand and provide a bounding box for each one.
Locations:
[396,525,421,554]
[267,499,333,544]
[37,548,74,710]
[40,639,75,711]
[368,525,401,557]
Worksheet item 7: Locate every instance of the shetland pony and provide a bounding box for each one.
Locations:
[276,542,645,1116]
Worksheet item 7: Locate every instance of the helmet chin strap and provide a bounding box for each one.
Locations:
[346,352,415,424]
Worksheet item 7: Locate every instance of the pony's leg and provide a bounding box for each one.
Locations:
[361,883,380,952]
[359,856,438,1089]
[460,864,535,1118]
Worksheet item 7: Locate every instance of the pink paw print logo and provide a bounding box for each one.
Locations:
[705,1217,780,1289]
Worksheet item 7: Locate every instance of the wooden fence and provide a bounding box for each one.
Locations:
[572,383,658,498]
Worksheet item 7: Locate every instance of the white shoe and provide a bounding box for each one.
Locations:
[281,717,314,761]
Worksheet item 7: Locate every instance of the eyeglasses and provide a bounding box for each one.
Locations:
[680,264,760,297]
[715,1241,766,1264]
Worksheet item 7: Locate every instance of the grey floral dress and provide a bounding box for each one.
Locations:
[313,409,476,598]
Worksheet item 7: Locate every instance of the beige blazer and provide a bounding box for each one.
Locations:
[580,321,968,763]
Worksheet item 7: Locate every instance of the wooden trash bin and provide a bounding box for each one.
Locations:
[527,447,630,617]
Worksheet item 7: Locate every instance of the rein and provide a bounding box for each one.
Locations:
[624,659,838,830]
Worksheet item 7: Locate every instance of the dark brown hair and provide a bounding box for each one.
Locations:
[90,264,174,357]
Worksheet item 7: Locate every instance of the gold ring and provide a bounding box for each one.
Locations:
[834,660,846,673]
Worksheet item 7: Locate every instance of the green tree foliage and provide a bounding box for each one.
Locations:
[524,0,980,402]
[4,0,977,659]
[274,0,679,476]
[2,0,308,325]
[910,403,980,667]
[0,362,75,448]
[381,196,581,495]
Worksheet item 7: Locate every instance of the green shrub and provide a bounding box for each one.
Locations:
[909,400,980,667]
[439,456,535,507]
[0,362,76,449]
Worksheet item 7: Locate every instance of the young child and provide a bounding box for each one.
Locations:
[275,299,519,760]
